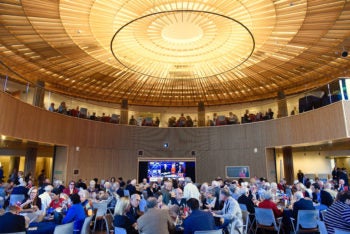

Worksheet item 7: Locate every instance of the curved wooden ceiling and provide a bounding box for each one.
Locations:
[0,0,350,106]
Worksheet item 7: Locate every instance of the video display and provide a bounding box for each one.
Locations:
[148,161,186,181]
[138,160,196,182]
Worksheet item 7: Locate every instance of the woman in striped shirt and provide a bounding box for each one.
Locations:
[324,191,350,234]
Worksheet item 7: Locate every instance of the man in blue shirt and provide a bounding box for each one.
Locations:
[183,198,216,234]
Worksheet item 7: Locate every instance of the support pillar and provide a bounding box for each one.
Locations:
[282,146,294,185]
[277,90,288,118]
[32,80,45,108]
[25,147,37,177]
[197,101,205,127]
[120,99,129,125]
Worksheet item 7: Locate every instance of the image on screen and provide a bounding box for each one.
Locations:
[138,159,196,183]
[148,161,186,182]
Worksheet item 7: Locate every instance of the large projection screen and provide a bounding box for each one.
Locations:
[138,158,196,183]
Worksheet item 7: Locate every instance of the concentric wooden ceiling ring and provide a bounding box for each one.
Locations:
[110,10,255,79]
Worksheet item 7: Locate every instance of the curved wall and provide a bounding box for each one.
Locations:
[0,91,349,183]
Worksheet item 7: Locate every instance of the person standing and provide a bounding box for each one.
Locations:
[297,170,304,184]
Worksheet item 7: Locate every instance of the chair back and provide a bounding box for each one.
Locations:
[93,201,108,217]
[334,229,349,234]
[9,194,25,206]
[114,227,127,234]
[320,209,327,221]
[297,210,319,229]
[54,222,74,234]
[104,213,114,233]
[81,215,93,234]
[8,232,26,234]
[194,229,223,234]
[241,210,250,234]
[124,189,130,197]
[316,220,328,234]
[239,203,248,211]
[254,208,276,227]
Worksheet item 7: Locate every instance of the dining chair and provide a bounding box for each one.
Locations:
[92,201,108,232]
[9,194,25,206]
[194,229,223,234]
[8,232,26,234]
[53,222,74,234]
[80,215,93,234]
[114,227,127,234]
[320,209,327,221]
[239,203,248,211]
[254,208,282,234]
[241,210,250,234]
[290,210,319,233]
[334,228,349,234]
[316,220,328,234]
[104,213,114,233]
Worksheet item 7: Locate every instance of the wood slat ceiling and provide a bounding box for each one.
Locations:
[0,0,350,107]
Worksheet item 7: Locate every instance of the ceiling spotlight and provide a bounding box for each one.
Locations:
[341,50,348,57]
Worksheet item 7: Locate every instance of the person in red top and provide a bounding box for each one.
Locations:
[258,191,283,218]
[63,180,79,196]
[49,188,65,209]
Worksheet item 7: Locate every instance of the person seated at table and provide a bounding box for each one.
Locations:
[126,194,142,226]
[114,197,138,234]
[11,177,29,196]
[312,183,334,207]
[53,180,65,194]
[324,191,350,234]
[78,190,94,217]
[183,198,215,234]
[292,191,315,220]
[237,187,255,214]
[137,197,175,234]
[154,191,168,210]
[21,186,42,212]
[63,180,79,196]
[203,188,218,211]
[125,179,137,196]
[258,191,283,218]
[170,188,186,207]
[113,181,125,198]
[0,205,27,233]
[212,188,242,231]
[49,188,65,209]
[146,182,158,197]
[87,180,99,197]
[39,185,53,212]
[62,193,86,233]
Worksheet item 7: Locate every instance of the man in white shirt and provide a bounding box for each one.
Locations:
[183,177,200,201]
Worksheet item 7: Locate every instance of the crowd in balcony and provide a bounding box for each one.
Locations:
[48,102,120,124]
[49,101,276,128]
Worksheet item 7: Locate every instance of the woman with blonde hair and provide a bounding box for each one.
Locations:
[113,197,137,234]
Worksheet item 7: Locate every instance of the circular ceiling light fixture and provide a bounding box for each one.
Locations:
[111,10,255,79]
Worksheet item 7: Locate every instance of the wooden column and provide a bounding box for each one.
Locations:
[277,90,288,118]
[32,80,45,108]
[24,147,37,176]
[282,146,294,185]
[120,99,129,125]
[197,101,205,127]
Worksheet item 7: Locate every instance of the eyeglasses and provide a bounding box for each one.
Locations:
[70,184,75,186]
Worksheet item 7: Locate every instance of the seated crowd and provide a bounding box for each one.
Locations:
[48,102,120,124]
[1,169,349,234]
[47,102,276,129]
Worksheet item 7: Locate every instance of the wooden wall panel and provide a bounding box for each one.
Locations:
[1,92,349,183]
